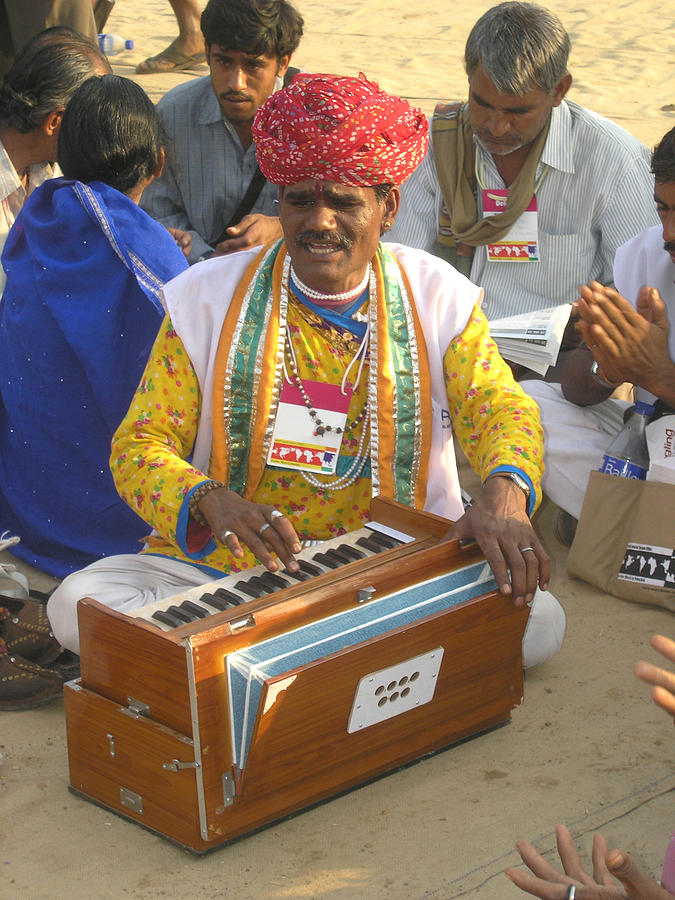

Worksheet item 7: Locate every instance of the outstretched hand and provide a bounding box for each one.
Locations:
[166,226,192,258]
[446,475,549,605]
[197,487,301,572]
[505,824,673,899]
[214,214,283,255]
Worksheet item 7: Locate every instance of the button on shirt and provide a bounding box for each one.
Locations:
[0,138,58,296]
[387,100,659,320]
[140,76,280,264]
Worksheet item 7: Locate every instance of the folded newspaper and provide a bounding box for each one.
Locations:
[488,303,573,376]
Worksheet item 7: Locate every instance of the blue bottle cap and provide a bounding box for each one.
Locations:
[634,401,655,416]
[125,39,134,50]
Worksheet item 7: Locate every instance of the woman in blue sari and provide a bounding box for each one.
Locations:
[0,75,189,580]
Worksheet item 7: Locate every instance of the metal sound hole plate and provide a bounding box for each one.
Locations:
[347,647,444,733]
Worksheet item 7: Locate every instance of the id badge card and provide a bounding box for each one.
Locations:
[267,378,352,475]
[483,189,539,262]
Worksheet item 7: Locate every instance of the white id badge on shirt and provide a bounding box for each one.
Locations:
[267,378,352,475]
[483,189,539,262]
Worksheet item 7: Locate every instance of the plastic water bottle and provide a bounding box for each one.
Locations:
[97,34,134,55]
[599,401,654,479]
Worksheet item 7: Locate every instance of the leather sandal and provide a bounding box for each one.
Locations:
[0,638,63,710]
[135,40,206,75]
[0,595,62,665]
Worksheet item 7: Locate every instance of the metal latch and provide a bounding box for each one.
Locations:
[229,614,255,633]
[162,758,200,772]
[120,696,150,719]
[357,585,376,604]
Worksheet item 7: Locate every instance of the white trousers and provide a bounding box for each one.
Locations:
[47,552,566,668]
[522,380,629,520]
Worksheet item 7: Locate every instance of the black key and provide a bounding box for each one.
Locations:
[213,588,243,606]
[234,579,268,599]
[167,604,196,623]
[259,572,291,590]
[356,536,386,554]
[298,560,323,577]
[180,600,211,619]
[312,551,341,569]
[366,530,400,549]
[251,575,280,595]
[199,591,232,611]
[325,548,354,566]
[282,567,312,582]
[152,609,188,628]
[337,543,366,561]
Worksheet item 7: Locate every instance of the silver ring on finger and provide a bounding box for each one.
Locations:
[221,530,234,540]
[259,522,272,535]
[566,885,576,900]
[520,546,535,554]
[270,509,284,519]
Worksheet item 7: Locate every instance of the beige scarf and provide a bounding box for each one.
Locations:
[431,102,550,275]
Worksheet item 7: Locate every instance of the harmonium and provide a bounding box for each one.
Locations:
[64,497,529,852]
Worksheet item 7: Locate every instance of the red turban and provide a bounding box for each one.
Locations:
[252,72,429,187]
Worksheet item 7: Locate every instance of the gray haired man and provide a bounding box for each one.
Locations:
[387,2,658,323]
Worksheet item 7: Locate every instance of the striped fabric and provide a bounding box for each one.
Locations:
[140,76,280,264]
[386,100,660,320]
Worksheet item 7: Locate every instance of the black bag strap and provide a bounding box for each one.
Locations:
[214,166,267,245]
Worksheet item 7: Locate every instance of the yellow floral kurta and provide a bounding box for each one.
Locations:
[111,294,543,577]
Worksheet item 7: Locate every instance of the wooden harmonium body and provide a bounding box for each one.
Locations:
[65,497,529,852]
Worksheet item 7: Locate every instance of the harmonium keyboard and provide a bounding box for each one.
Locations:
[64,497,530,853]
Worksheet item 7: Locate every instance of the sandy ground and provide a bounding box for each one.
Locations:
[2,1,674,898]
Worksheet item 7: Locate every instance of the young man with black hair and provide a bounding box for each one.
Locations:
[141,0,304,264]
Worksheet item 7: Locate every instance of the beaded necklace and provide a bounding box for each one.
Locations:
[280,264,375,490]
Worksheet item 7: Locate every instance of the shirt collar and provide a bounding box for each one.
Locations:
[0,138,59,202]
[200,78,226,125]
[539,100,574,174]
[0,139,22,203]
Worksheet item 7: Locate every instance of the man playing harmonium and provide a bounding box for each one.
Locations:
[47,73,565,668]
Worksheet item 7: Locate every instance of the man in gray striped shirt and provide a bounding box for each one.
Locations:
[386,2,658,324]
[141,0,303,264]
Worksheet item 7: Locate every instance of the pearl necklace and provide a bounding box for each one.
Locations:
[301,410,371,491]
[290,265,371,305]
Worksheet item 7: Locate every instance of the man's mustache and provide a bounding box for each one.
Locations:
[295,230,353,251]
[220,92,252,102]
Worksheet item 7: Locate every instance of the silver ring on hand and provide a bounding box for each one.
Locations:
[566,885,576,900]
[270,509,284,519]
[520,546,535,554]
[259,522,272,534]
[220,530,234,540]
